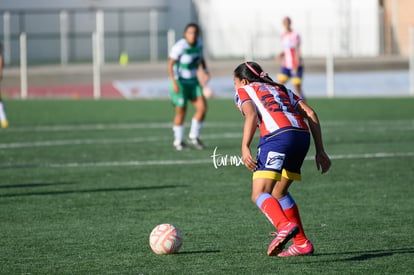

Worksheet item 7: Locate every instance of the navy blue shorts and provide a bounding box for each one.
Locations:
[278,66,304,85]
[280,65,304,78]
[253,128,310,181]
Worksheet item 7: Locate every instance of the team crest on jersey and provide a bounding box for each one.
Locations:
[265,151,285,170]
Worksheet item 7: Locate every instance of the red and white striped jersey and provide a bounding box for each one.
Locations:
[235,82,308,137]
[281,31,301,69]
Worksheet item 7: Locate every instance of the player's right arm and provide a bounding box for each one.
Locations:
[275,51,284,64]
[241,100,258,171]
[168,41,183,93]
[167,58,179,93]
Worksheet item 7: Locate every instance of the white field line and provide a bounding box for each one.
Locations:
[48,159,212,168]
[2,119,413,133]
[325,151,414,160]
[0,132,242,149]
[1,151,412,170]
[1,120,412,149]
[37,151,414,168]
[2,122,242,133]
[0,136,170,149]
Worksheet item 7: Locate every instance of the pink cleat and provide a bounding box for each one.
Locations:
[278,240,314,257]
[267,222,299,256]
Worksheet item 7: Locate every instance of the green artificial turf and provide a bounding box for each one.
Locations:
[0,98,413,274]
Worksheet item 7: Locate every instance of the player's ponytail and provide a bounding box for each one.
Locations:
[234,61,287,92]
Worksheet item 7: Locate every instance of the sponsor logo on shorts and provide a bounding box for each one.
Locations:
[265,151,285,169]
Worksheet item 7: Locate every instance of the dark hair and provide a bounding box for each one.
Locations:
[234,61,287,92]
[184,22,200,36]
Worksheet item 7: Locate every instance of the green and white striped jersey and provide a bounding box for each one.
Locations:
[169,38,204,80]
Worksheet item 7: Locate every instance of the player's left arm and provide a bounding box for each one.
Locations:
[296,43,302,63]
[292,44,301,73]
[198,57,210,86]
[296,101,331,174]
[0,51,3,81]
[292,33,302,73]
[200,56,208,72]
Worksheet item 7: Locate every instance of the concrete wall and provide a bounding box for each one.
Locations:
[194,0,381,59]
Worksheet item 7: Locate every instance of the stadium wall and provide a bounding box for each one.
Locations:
[1,0,413,63]
[194,0,381,59]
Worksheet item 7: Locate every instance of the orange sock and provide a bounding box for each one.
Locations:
[256,193,290,230]
[278,194,308,245]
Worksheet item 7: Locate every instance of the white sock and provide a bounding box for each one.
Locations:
[189,118,203,139]
[0,102,7,121]
[173,125,185,145]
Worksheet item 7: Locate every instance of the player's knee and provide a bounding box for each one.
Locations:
[195,97,207,112]
[199,102,207,113]
[175,107,186,117]
[251,188,265,204]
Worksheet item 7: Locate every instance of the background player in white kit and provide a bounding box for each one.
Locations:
[276,17,305,99]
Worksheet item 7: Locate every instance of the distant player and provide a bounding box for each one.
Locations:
[0,42,9,128]
[234,61,331,256]
[276,17,304,99]
[167,23,209,150]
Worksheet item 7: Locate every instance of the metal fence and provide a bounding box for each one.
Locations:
[1,7,170,65]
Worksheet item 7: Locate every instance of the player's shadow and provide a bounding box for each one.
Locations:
[0,183,187,198]
[178,250,221,255]
[339,247,414,262]
[292,247,414,263]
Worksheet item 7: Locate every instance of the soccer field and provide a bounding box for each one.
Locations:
[0,98,413,274]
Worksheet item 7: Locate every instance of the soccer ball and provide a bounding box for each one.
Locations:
[149,223,183,254]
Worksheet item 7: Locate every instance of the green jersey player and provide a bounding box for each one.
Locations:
[167,23,209,150]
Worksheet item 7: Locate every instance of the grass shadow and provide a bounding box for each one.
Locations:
[0,181,77,189]
[0,184,188,198]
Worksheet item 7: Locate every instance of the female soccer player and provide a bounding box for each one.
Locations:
[0,42,9,128]
[233,61,331,257]
[168,23,209,150]
[276,17,304,99]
